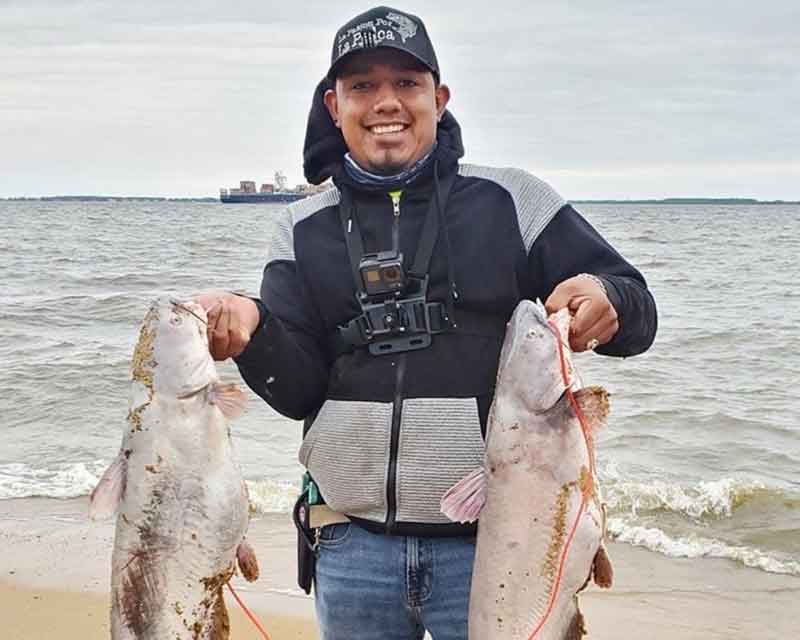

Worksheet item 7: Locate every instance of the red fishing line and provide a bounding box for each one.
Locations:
[226,580,273,640]
[525,320,596,639]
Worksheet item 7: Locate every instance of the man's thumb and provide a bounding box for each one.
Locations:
[544,283,572,315]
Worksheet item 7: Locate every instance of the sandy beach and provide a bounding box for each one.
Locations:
[1,497,798,640]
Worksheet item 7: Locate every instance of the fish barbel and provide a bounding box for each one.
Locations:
[90,298,259,639]
[442,299,612,639]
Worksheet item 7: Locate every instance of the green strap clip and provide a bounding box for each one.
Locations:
[302,471,321,505]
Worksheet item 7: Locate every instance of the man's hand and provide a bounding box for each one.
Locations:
[195,292,261,361]
[544,275,618,353]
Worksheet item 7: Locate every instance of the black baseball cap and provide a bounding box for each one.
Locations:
[327,6,440,82]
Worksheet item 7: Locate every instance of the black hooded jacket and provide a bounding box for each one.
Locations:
[235,78,657,536]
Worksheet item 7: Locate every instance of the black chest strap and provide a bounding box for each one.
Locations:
[332,308,507,358]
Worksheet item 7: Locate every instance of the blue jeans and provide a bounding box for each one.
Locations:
[314,522,476,640]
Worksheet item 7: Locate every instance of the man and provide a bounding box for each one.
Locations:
[199,6,657,639]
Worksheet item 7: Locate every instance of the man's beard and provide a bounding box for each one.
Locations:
[343,142,437,185]
[365,155,409,176]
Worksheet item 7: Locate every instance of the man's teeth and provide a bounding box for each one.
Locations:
[370,124,406,134]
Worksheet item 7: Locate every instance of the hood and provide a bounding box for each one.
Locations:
[302,76,465,186]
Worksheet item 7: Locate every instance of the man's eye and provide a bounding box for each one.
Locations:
[398,79,417,88]
[352,82,371,90]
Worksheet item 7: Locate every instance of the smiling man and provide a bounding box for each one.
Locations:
[323,47,450,176]
[198,6,657,639]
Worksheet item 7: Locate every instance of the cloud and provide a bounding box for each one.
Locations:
[1,0,798,198]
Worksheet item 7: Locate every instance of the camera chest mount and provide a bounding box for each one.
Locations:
[335,174,457,356]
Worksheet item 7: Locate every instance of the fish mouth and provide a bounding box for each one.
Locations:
[513,298,549,327]
[496,300,575,411]
[505,299,550,346]
[537,386,570,414]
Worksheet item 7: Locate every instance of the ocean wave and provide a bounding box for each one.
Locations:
[0,461,299,516]
[602,469,784,520]
[0,461,106,499]
[246,478,298,515]
[608,518,800,576]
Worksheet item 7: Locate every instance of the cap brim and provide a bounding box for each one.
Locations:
[327,43,437,81]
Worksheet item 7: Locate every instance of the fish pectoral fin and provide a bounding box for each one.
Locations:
[440,467,487,523]
[89,452,128,520]
[573,386,610,431]
[209,382,248,420]
[236,538,260,582]
[592,543,614,588]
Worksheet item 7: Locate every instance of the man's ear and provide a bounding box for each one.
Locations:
[435,84,451,121]
[323,88,340,128]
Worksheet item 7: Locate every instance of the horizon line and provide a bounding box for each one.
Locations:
[2,195,799,204]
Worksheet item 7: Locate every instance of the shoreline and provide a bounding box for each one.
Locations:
[0,581,318,640]
[1,497,798,639]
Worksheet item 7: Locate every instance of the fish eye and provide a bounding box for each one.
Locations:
[526,328,546,340]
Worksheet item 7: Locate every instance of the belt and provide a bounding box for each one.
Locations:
[309,504,350,528]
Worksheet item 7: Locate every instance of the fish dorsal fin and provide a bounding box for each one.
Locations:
[209,382,248,420]
[440,467,487,523]
[572,385,610,431]
[89,452,127,520]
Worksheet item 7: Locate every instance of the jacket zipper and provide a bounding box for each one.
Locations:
[386,353,406,531]
[386,190,404,532]
[389,190,402,252]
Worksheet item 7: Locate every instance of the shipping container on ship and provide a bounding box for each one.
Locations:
[219,171,330,203]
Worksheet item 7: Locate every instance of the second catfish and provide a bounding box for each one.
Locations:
[442,299,613,639]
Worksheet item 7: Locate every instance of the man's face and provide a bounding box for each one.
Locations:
[324,50,450,175]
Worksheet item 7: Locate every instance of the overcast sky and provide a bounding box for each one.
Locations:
[2,0,798,199]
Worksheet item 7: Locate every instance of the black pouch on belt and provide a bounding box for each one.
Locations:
[293,473,319,594]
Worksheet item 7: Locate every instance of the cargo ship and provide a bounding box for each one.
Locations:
[220,171,329,203]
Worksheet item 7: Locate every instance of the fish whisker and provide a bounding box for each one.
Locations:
[169,298,208,326]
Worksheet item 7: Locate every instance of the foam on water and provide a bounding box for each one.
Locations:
[598,458,800,575]
[608,519,800,576]
[0,460,301,516]
[234,584,312,600]
[0,461,107,499]
[246,478,299,515]
[603,469,772,521]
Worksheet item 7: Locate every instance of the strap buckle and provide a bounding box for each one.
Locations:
[425,301,451,334]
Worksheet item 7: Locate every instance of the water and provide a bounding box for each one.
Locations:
[1,200,798,576]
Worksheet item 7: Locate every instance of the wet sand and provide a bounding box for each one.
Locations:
[1,497,798,639]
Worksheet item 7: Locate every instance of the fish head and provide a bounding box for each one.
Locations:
[496,300,575,413]
[138,297,217,397]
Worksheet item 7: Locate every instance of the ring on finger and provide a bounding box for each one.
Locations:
[586,338,600,351]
